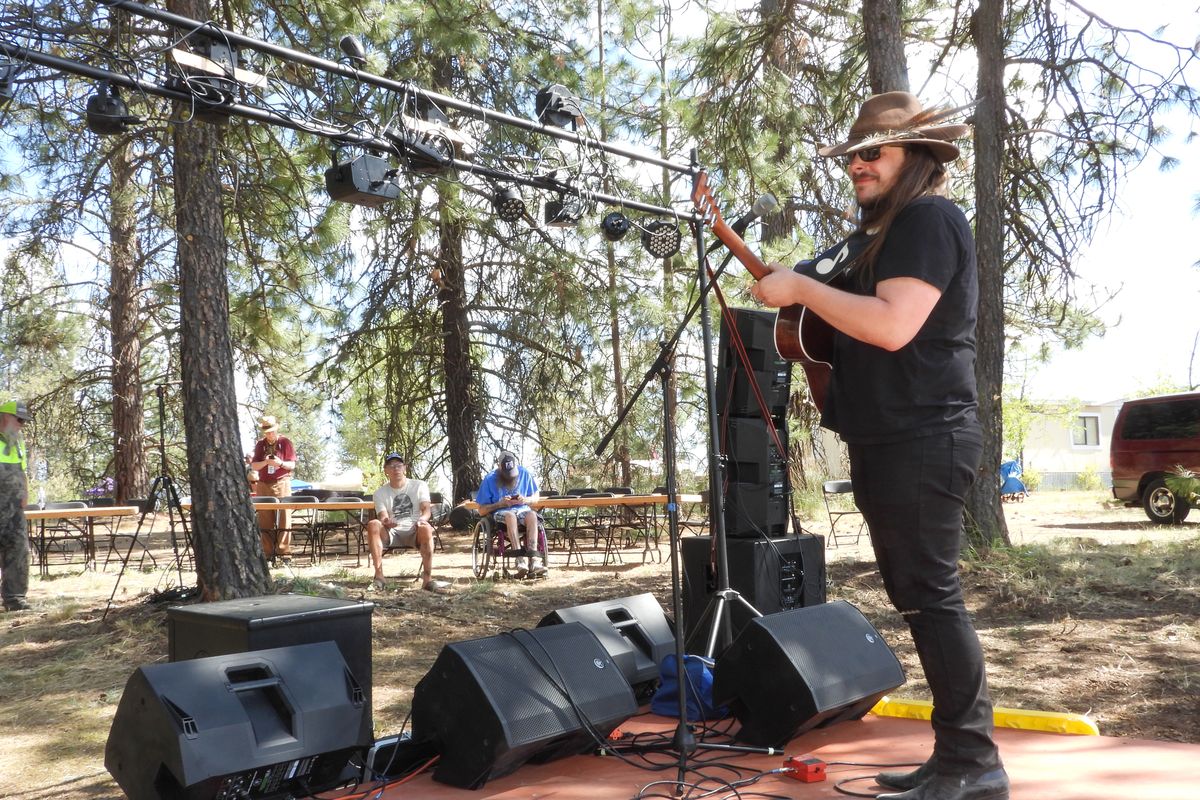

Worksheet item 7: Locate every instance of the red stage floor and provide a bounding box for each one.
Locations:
[365,714,1200,799]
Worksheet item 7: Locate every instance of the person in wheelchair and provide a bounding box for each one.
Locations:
[476,450,547,578]
[367,453,448,592]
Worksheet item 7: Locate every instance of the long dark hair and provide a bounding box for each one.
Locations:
[854,145,947,288]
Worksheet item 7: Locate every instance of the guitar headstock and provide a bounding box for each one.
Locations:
[691,171,724,230]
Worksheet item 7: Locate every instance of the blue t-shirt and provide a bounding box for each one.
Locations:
[476,466,539,516]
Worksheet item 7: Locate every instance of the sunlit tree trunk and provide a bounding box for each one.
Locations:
[108,138,148,505]
[966,0,1011,547]
[862,0,910,93]
[169,0,271,599]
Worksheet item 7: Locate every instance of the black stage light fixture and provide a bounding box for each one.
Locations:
[85,82,141,135]
[600,211,631,242]
[545,193,584,227]
[535,84,585,130]
[324,152,400,208]
[339,35,368,67]
[641,219,682,258]
[492,186,526,223]
[0,63,17,110]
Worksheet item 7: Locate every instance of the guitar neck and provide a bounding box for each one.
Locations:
[711,217,768,280]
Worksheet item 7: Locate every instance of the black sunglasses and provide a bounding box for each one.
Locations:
[842,146,884,166]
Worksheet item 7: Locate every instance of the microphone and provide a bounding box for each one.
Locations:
[728,193,779,236]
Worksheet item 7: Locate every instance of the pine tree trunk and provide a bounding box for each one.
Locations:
[966,0,1011,549]
[437,196,483,502]
[109,139,148,505]
[862,0,911,93]
[170,0,270,599]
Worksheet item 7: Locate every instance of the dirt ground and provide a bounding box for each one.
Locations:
[1,490,1197,799]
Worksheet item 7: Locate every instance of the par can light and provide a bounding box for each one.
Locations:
[641,220,682,259]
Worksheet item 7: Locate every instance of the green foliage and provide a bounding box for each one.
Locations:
[1074,464,1103,492]
[1164,466,1200,505]
[1020,465,1042,492]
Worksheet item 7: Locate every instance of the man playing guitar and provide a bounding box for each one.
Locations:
[747,92,1008,800]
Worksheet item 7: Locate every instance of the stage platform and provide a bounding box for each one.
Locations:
[367,713,1200,799]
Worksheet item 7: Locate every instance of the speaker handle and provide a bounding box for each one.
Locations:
[227,677,283,692]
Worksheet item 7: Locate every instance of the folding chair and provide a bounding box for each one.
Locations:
[311,496,366,566]
[278,495,318,561]
[36,501,90,571]
[823,479,867,547]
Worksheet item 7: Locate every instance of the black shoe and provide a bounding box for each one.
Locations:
[4,598,31,612]
[877,768,1009,800]
[877,757,937,791]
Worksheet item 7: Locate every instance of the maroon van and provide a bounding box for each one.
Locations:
[1110,392,1200,524]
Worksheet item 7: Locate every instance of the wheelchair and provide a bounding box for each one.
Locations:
[471,512,549,580]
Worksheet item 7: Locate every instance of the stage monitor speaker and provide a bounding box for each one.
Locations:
[712,601,905,748]
[537,592,675,699]
[167,594,374,740]
[105,642,370,800]
[681,534,825,646]
[411,622,638,789]
[717,307,791,418]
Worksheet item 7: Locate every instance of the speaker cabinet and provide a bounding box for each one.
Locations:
[722,417,789,538]
[537,592,675,699]
[712,601,905,748]
[717,307,791,418]
[105,642,370,800]
[411,623,637,789]
[682,534,825,646]
[167,595,374,740]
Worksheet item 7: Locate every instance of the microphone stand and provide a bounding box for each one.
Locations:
[594,166,768,790]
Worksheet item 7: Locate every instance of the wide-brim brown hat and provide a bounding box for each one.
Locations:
[259,415,280,433]
[818,91,970,163]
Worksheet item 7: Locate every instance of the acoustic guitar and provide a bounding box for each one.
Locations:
[692,172,863,412]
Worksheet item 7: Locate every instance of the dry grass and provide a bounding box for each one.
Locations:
[2,490,1197,798]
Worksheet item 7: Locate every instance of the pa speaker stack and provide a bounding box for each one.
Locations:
[717,307,790,538]
[681,533,826,645]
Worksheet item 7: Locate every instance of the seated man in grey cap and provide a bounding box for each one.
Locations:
[475,450,547,578]
[366,453,448,591]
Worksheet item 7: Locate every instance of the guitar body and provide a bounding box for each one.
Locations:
[776,304,835,412]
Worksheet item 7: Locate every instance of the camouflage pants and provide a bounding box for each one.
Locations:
[0,498,29,605]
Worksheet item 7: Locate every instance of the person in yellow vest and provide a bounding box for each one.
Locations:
[0,399,32,612]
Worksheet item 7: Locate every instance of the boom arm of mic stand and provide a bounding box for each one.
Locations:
[593,245,742,459]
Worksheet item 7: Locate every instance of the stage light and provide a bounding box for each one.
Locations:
[339,35,367,67]
[535,84,585,130]
[600,211,631,242]
[544,193,583,227]
[0,63,17,109]
[492,187,526,223]
[324,152,400,207]
[641,220,682,258]
[85,82,141,135]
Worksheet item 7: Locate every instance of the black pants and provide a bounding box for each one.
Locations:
[848,426,1001,776]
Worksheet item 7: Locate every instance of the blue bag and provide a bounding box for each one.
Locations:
[650,653,728,721]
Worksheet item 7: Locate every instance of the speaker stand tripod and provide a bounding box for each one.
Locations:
[104,384,197,620]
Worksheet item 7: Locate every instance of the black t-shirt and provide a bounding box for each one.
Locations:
[820,195,978,444]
